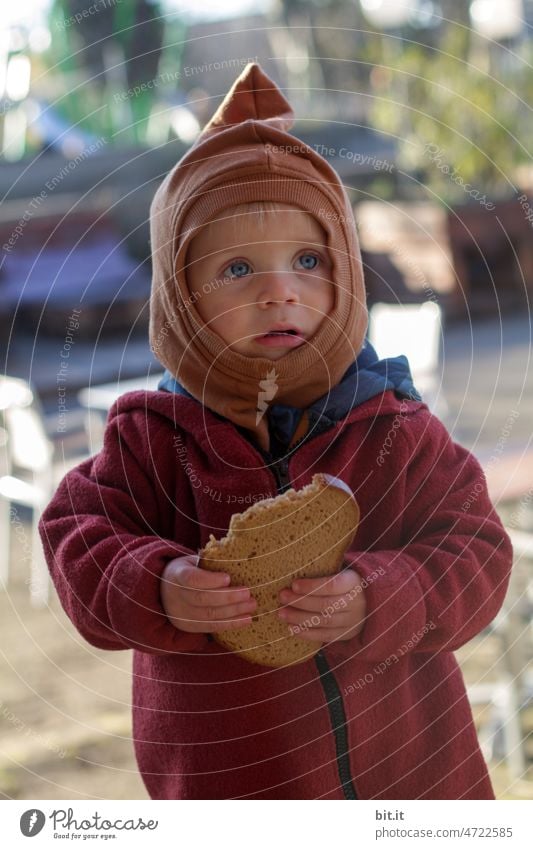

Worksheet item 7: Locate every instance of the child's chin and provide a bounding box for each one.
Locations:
[230,343,300,360]
[250,347,298,360]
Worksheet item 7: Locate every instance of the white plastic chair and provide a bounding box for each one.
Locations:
[0,377,55,606]
[368,301,448,420]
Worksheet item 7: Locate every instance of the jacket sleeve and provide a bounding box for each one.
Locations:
[38,407,210,655]
[331,408,513,663]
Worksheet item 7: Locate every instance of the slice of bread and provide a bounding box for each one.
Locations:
[198,473,360,667]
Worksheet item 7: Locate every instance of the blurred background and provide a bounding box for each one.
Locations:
[1,0,533,800]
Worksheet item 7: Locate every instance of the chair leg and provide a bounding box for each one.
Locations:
[493,678,527,779]
[0,496,10,589]
[30,506,49,608]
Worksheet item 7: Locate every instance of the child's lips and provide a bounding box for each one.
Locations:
[255,330,306,348]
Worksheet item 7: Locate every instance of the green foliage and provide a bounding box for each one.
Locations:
[367,31,532,202]
[44,0,185,146]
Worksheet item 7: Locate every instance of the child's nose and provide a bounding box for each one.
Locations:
[256,271,300,306]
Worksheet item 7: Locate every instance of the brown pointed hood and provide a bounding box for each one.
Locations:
[149,62,367,452]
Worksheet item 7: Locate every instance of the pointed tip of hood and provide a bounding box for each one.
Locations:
[201,62,294,136]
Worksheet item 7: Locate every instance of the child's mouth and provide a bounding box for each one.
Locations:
[255,329,305,348]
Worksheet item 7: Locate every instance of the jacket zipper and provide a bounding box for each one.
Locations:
[269,453,358,800]
[269,455,291,493]
[314,650,358,799]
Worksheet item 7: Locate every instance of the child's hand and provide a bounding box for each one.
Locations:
[160,554,257,633]
[277,566,366,643]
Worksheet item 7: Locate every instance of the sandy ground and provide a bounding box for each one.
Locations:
[0,532,147,800]
[1,511,532,801]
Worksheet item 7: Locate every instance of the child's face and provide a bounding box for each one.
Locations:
[185,205,335,361]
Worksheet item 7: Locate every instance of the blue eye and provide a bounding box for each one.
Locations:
[298,253,319,270]
[225,260,251,278]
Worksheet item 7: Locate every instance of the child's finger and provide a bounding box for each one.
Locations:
[279,607,355,628]
[278,589,350,613]
[186,573,252,605]
[191,562,256,598]
[180,562,232,589]
[188,588,255,609]
[190,597,257,621]
[291,569,361,597]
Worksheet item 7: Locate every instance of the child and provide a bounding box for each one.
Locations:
[39,63,513,800]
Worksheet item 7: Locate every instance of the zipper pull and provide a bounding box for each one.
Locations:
[275,457,290,492]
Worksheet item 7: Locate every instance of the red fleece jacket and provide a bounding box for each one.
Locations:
[38,389,512,800]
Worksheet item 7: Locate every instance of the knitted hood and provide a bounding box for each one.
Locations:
[149,62,367,451]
